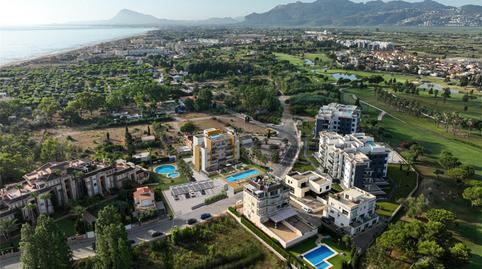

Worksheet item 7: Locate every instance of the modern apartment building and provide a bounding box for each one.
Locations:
[0,159,149,222]
[243,175,317,248]
[314,103,361,137]
[192,128,240,174]
[284,171,332,199]
[323,187,379,235]
[317,132,389,189]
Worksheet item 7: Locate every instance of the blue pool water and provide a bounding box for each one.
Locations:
[155,165,179,178]
[226,169,260,183]
[304,245,336,269]
[332,73,358,81]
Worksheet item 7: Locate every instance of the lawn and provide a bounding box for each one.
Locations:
[387,164,418,201]
[274,52,305,66]
[148,170,190,191]
[345,88,482,176]
[305,53,332,64]
[376,201,399,218]
[55,217,77,237]
[289,237,351,269]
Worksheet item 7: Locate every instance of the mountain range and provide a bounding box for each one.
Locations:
[78,0,482,27]
[78,9,241,26]
[244,0,482,27]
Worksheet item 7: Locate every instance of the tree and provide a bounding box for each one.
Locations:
[462,186,482,207]
[124,127,134,155]
[40,137,70,162]
[37,97,60,124]
[94,205,132,269]
[446,165,475,182]
[20,223,37,269]
[34,215,72,268]
[450,243,471,263]
[0,218,17,241]
[194,88,213,111]
[39,192,52,215]
[406,194,427,218]
[425,209,456,224]
[71,205,87,235]
[180,121,198,134]
[438,150,460,169]
[20,215,72,269]
[417,240,444,258]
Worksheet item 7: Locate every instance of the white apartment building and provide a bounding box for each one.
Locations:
[192,128,240,174]
[243,176,317,248]
[317,132,389,189]
[285,171,332,199]
[314,103,361,137]
[323,187,379,235]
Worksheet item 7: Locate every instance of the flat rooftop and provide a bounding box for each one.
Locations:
[332,187,376,208]
[290,171,330,185]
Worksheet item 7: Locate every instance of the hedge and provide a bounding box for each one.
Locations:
[205,192,228,205]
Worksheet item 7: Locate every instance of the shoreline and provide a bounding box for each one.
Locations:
[0,27,157,69]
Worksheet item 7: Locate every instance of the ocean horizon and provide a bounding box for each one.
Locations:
[0,26,156,66]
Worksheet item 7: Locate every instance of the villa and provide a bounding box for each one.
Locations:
[0,159,149,222]
[284,171,332,199]
[192,128,240,174]
[323,187,379,235]
[314,103,361,137]
[243,175,317,248]
[133,187,156,211]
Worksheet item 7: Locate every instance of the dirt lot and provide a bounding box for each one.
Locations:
[37,124,152,150]
[175,114,267,135]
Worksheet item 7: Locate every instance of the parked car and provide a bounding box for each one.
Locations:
[148,230,163,238]
[186,218,197,225]
[200,213,212,220]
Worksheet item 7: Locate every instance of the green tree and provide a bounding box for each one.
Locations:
[20,215,72,269]
[94,205,132,269]
[194,88,213,111]
[462,186,482,207]
[40,137,70,162]
[406,194,427,218]
[180,121,198,134]
[425,209,456,224]
[0,218,17,241]
[20,223,37,269]
[438,150,461,169]
[449,243,471,263]
[37,97,60,123]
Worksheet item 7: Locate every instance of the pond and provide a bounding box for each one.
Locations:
[332,73,358,81]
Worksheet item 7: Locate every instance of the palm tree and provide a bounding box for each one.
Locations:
[466,118,474,137]
[24,203,37,225]
[39,192,52,215]
[0,219,18,241]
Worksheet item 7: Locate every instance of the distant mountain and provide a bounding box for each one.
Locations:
[243,0,482,27]
[81,9,240,26]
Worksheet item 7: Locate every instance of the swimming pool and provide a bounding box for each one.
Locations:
[154,165,180,178]
[225,169,261,183]
[303,245,337,269]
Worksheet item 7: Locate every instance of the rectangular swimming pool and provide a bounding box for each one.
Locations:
[303,245,337,269]
[225,169,260,183]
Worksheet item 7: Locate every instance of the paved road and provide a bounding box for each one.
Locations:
[351,94,406,123]
[0,192,242,269]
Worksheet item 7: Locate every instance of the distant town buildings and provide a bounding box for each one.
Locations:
[317,132,389,190]
[243,176,317,248]
[192,128,240,174]
[315,103,361,137]
[323,187,379,235]
[0,159,149,222]
[337,39,395,51]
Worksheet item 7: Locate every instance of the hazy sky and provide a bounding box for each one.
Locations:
[0,0,479,26]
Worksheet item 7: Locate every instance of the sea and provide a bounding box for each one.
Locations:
[0,26,156,66]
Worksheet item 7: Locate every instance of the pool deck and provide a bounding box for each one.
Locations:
[223,168,265,188]
[302,244,338,269]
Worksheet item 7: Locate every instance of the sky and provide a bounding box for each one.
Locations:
[0,0,479,26]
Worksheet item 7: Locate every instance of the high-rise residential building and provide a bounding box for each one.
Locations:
[192,128,240,174]
[323,187,379,235]
[243,175,317,248]
[314,103,361,137]
[317,132,389,189]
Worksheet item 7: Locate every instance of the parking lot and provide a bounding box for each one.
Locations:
[163,178,229,215]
